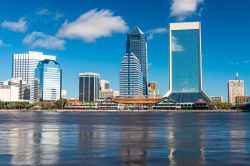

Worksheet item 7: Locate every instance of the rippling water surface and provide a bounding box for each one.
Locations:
[0,112,250,166]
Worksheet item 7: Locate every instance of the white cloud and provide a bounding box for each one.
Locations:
[23,32,65,50]
[172,36,184,52]
[146,27,168,40]
[170,0,204,21]
[57,9,129,42]
[1,17,28,32]
[36,8,64,20]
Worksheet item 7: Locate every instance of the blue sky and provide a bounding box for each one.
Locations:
[0,0,250,100]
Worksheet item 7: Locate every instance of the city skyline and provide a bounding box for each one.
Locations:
[1,0,250,100]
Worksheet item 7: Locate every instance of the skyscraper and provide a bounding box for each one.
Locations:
[12,51,56,101]
[35,60,62,101]
[119,53,143,98]
[79,73,100,102]
[166,22,210,103]
[228,73,244,105]
[126,26,148,96]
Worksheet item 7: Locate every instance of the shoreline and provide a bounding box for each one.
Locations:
[0,109,244,113]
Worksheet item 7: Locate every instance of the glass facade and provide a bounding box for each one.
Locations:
[79,73,100,102]
[119,53,143,97]
[126,27,148,96]
[12,51,56,101]
[172,30,200,93]
[168,22,210,103]
[35,60,62,101]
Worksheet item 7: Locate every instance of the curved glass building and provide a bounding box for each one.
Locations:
[166,22,210,103]
[12,51,56,101]
[35,60,62,101]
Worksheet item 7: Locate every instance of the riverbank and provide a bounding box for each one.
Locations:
[0,109,244,112]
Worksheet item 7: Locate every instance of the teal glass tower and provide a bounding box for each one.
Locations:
[166,22,210,103]
[126,27,148,96]
[35,59,62,101]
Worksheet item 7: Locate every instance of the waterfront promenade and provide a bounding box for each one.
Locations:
[0,109,243,112]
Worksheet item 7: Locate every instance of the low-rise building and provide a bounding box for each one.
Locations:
[209,96,224,102]
[99,80,114,99]
[148,81,160,98]
[0,78,30,102]
[62,90,67,99]
[235,96,250,105]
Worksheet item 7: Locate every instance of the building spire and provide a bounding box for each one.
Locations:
[236,73,239,80]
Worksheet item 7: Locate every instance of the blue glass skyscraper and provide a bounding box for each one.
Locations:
[166,22,210,103]
[119,53,143,98]
[126,27,148,96]
[35,59,62,101]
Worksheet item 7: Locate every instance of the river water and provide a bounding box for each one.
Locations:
[0,112,249,166]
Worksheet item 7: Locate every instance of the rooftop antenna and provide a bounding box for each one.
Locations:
[236,73,239,80]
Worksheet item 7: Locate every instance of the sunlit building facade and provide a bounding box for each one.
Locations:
[12,51,56,101]
[35,60,62,101]
[99,80,114,99]
[166,22,210,103]
[0,78,30,102]
[148,81,160,98]
[119,53,143,98]
[228,73,244,105]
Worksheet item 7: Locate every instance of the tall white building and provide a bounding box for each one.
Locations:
[0,78,30,102]
[12,51,56,101]
[228,73,244,105]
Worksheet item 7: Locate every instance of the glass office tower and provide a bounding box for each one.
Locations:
[166,22,210,103]
[79,73,100,102]
[35,60,62,101]
[126,27,148,96]
[119,53,143,98]
[12,51,56,101]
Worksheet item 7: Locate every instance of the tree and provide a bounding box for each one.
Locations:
[40,102,55,110]
[208,101,232,110]
[0,100,4,109]
[54,99,68,109]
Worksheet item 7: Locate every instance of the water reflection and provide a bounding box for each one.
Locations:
[0,112,249,165]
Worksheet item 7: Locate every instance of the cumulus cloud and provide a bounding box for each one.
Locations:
[1,17,28,32]
[57,9,129,42]
[146,27,168,40]
[23,31,65,50]
[170,0,204,21]
[172,36,184,52]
